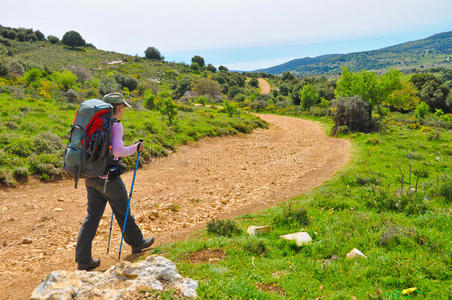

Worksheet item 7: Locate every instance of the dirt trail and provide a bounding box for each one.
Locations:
[0,114,349,299]
[258,78,271,94]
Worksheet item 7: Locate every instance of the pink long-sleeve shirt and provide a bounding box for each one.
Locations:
[99,121,138,179]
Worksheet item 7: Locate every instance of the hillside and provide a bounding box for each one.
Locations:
[255,31,452,76]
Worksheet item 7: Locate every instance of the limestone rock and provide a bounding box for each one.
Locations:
[346,248,367,259]
[31,255,198,299]
[280,232,312,246]
[246,226,270,236]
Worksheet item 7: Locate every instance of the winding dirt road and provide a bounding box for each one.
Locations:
[258,78,271,94]
[0,114,349,299]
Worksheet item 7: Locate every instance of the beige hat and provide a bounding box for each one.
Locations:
[103,92,131,108]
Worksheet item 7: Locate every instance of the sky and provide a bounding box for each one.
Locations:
[1,0,452,70]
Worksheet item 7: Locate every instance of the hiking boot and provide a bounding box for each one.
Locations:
[77,258,100,271]
[132,237,155,254]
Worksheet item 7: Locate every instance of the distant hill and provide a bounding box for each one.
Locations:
[254,31,452,76]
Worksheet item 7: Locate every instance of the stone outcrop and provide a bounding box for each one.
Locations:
[31,255,198,299]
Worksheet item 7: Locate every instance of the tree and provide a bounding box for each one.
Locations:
[335,68,402,119]
[218,65,228,72]
[62,31,86,48]
[158,97,178,125]
[191,55,205,68]
[144,47,163,60]
[34,30,45,41]
[190,62,201,72]
[299,83,319,111]
[249,78,259,88]
[47,35,59,44]
[207,64,216,73]
[174,76,193,98]
[385,80,420,111]
[191,78,222,99]
[281,72,296,82]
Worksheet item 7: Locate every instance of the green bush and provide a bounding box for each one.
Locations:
[34,132,64,154]
[415,102,430,119]
[23,68,42,86]
[158,97,178,124]
[299,83,319,111]
[318,98,330,108]
[13,167,28,183]
[53,69,78,91]
[437,177,452,203]
[47,35,59,44]
[99,77,118,96]
[29,153,63,179]
[143,89,156,110]
[243,239,269,256]
[224,99,238,117]
[433,108,445,119]
[0,58,8,77]
[249,78,259,87]
[207,219,242,237]
[191,55,205,68]
[273,205,309,229]
[0,169,13,186]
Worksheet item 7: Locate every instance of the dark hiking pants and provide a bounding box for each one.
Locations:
[75,176,143,264]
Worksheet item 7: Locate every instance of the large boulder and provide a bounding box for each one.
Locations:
[31,255,198,299]
[331,96,377,135]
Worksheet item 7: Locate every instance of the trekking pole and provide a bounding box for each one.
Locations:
[106,210,114,255]
[118,139,143,260]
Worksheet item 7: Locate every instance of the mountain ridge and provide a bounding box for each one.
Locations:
[253,31,452,75]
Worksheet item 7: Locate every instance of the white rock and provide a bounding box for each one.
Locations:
[53,208,63,212]
[346,248,367,259]
[280,232,312,246]
[31,256,198,299]
[246,226,270,236]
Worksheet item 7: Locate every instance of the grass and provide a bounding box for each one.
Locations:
[148,112,451,299]
[0,92,268,184]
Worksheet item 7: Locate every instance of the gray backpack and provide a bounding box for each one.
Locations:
[63,99,114,188]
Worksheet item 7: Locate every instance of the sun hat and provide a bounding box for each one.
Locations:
[103,92,131,108]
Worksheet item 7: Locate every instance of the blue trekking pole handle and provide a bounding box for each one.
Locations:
[118,139,143,260]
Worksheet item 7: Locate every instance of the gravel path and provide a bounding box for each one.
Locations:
[0,113,350,299]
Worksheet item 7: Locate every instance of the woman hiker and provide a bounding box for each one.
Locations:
[75,92,154,271]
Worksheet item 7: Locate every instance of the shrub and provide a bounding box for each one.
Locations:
[191,78,222,99]
[143,89,156,110]
[207,219,242,237]
[190,62,201,72]
[62,31,86,48]
[34,30,45,41]
[158,97,178,124]
[13,167,28,183]
[0,59,8,77]
[249,78,259,88]
[99,77,118,96]
[273,205,309,229]
[218,65,228,72]
[207,64,216,73]
[318,98,330,108]
[64,89,79,103]
[331,96,375,135]
[0,169,13,186]
[224,100,238,117]
[29,153,63,178]
[437,177,452,203]
[47,35,59,44]
[53,69,78,91]
[191,55,205,68]
[243,239,269,256]
[414,102,430,119]
[23,68,42,86]
[144,46,163,60]
[65,65,92,83]
[299,83,319,111]
[123,76,138,91]
[34,132,64,154]
[433,108,445,119]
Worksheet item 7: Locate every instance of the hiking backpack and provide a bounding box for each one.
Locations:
[63,99,114,188]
